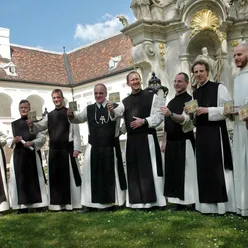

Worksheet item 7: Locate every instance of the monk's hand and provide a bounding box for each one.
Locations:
[242,116,248,122]
[26,120,34,127]
[12,136,22,145]
[107,102,115,116]
[161,142,166,153]
[130,117,145,129]
[24,141,33,148]
[73,150,80,158]
[67,110,74,120]
[160,106,171,117]
[195,107,208,116]
[184,106,190,115]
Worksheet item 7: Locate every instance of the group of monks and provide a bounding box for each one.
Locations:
[0,43,248,217]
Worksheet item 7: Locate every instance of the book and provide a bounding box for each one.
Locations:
[109,92,120,103]
[184,100,198,113]
[27,111,37,121]
[239,104,248,120]
[69,101,78,112]
[224,100,234,114]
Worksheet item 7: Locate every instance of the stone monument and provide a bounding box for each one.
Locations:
[123,0,248,101]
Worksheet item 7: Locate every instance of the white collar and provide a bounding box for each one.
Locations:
[198,79,209,88]
[96,100,107,108]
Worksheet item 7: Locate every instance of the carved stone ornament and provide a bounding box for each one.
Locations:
[151,0,167,8]
[142,41,156,57]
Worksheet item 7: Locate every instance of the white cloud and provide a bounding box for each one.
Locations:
[74,13,131,43]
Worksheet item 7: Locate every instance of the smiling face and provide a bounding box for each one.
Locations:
[174,74,188,94]
[94,84,107,104]
[193,63,209,86]
[19,102,30,117]
[52,91,64,109]
[234,45,248,69]
[127,72,142,94]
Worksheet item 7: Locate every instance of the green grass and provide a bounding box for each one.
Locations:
[0,207,248,248]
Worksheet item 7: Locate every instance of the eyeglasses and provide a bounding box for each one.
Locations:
[173,80,185,84]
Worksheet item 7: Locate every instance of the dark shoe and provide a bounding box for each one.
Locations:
[77,207,98,213]
[100,206,116,212]
[176,204,184,211]
[35,207,46,213]
[16,209,29,214]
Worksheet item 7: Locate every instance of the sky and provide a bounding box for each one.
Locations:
[1,0,134,52]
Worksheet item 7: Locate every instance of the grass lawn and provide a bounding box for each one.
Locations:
[0,207,248,248]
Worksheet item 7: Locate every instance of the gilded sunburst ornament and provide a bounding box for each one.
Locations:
[190,9,226,42]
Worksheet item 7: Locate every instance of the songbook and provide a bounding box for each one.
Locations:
[109,92,120,103]
[27,111,37,121]
[239,104,248,120]
[69,101,78,112]
[184,100,198,113]
[224,100,234,114]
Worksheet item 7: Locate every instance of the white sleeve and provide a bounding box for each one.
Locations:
[113,102,125,119]
[33,131,47,151]
[208,84,232,121]
[70,107,88,124]
[71,123,81,152]
[146,94,164,128]
[33,116,48,133]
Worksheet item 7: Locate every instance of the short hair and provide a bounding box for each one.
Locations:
[191,60,210,73]
[51,89,64,97]
[237,42,248,53]
[177,72,189,82]
[126,71,141,82]
[94,83,107,93]
[19,100,30,106]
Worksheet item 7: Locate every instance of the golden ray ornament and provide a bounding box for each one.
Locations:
[190,9,226,42]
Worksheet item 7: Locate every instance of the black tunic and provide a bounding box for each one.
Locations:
[123,90,162,204]
[48,107,81,205]
[164,91,195,200]
[193,81,233,203]
[0,145,7,205]
[11,117,41,204]
[87,103,126,204]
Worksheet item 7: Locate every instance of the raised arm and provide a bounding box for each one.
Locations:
[68,107,88,124]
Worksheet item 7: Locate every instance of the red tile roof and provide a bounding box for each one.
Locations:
[67,34,133,84]
[0,33,133,85]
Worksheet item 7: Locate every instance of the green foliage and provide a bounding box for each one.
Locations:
[0,208,248,248]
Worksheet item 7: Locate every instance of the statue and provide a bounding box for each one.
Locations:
[236,0,248,19]
[130,0,152,20]
[117,15,129,27]
[192,47,221,86]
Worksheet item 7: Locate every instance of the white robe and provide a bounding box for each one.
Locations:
[70,101,125,208]
[7,131,48,210]
[114,94,166,208]
[194,83,236,214]
[0,131,9,212]
[33,116,82,211]
[233,66,248,216]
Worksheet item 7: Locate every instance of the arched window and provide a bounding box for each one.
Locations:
[0,93,12,117]
[26,95,44,118]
